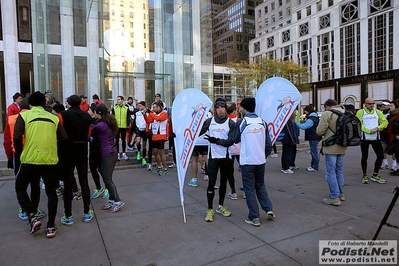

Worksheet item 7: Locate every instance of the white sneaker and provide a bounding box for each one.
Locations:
[127,146,134,151]
[203,175,209,181]
[168,162,176,168]
[305,149,311,154]
[270,153,278,158]
[227,192,238,200]
[306,167,317,172]
[117,153,121,161]
[122,153,129,161]
[281,169,294,174]
[147,164,152,171]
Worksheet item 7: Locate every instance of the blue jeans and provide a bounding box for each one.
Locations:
[325,154,345,199]
[241,164,273,220]
[309,140,320,170]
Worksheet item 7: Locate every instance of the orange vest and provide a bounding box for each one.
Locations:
[8,110,27,153]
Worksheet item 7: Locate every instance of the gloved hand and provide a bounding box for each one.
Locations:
[7,159,13,169]
[145,109,151,113]
[204,134,218,144]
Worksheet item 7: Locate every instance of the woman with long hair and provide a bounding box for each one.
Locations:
[91,104,125,212]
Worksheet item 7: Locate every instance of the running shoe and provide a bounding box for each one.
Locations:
[46,227,57,238]
[306,167,317,172]
[362,175,369,184]
[152,167,162,173]
[267,211,276,220]
[245,217,260,227]
[214,184,219,189]
[289,166,299,170]
[203,175,209,181]
[56,186,64,196]
[109,201,125,213]
[18,208,28,221]
[102,189,109,199]
[168,162,176,168]
[147,164,152,171]
[159,169,168,176]
[281,169,294,174]
[136,152,142,161]
[117,153,121,161]
[188,178,198,187]
[73,190,82,201]
[101,200,115,210]
[205,209,214,222]
[142,158,147,166]
[30,217,42,234]
[91,188,105,199]
[370,174,386,184]
[216,206,231,217]
[35,209,46,220]
[270,153,278,158]
[227,192,237,200]
[122,153,129,161]
[83,210,94,223]
[380,164,389,170]
[60,214,74,226]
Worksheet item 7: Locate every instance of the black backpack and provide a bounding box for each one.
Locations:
[323,109,362,147]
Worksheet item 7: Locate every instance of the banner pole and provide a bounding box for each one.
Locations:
[181,201,187,223]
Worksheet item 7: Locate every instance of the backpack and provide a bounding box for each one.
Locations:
[323,109,362,147]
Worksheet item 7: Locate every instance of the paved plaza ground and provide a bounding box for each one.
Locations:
[0,139,398,265]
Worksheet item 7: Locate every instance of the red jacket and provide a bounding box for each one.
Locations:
[6,103,20,120]
[387,110,399,142]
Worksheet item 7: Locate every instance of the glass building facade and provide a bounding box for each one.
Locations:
[0,0,213,130]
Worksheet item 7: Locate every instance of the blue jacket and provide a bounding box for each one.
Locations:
[296,112,321,141]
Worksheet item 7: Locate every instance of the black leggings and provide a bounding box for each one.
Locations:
[15,164,58,228]
[100,155,121,202]
[115,128,127,153]
[89,152,102,190]
[361,140,384,175]
[207,158,232,209]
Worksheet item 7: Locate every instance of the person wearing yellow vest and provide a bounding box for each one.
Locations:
[14,91,67,238]
[112,95,130,160]
[356,97,388,184]
[6,98,46,221]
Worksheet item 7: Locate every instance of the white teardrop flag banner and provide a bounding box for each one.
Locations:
[172,88,213,223]
[255,77,302,144]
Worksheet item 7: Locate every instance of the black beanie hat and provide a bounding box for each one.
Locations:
[52,103,65,114]
[95,104,109,115]
[240,97,256,112]
[67,94,81,107]
[28,91,46,107]
[214,98,227,109]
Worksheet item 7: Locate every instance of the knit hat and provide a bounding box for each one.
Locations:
[214,98,227,109]
[92,94,100,100]
[240,97,256,112]
[52,103,65,114]
[67,94,81,107]
[139,101,146,107]
[29,91,46,107]
[80,95,87,99]
[95,104,109,115]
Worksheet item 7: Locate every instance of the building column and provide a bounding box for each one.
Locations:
[60,1,75,97]
[87,0,100,99]
[1,0,20,106]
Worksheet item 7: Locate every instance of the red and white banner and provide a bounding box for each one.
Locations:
[255,77,302,144]
[172,88,212,222]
